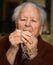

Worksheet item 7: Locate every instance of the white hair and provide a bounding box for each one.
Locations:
[12,2,47,24]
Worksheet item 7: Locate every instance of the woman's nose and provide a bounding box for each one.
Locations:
[25,20,31,27]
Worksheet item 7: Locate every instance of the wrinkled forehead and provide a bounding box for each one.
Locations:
[18,6,41,20]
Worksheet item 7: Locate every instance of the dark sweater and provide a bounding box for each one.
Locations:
[0,34,53,65]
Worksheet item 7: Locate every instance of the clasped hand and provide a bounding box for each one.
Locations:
[9,29,38,59]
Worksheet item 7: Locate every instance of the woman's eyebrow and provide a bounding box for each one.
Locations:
[21,16,28,18]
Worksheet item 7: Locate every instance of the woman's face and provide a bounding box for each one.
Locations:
[16,6,43,37]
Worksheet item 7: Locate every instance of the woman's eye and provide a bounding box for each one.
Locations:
[32,19,36,22]
[20,19,26,21]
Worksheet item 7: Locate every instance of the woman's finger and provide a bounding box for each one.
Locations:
[22,31,32,37]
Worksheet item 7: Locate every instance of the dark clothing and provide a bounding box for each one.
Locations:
[0,34,53,65]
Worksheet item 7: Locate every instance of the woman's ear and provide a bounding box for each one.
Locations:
[39,24,44,35]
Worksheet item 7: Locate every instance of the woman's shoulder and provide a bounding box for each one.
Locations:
[0,34,10,43]
[0,34,11,49]
[42,39,53,50]
[38,35,53,50]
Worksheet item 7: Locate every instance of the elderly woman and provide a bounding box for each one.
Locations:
[0,2,53,65]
